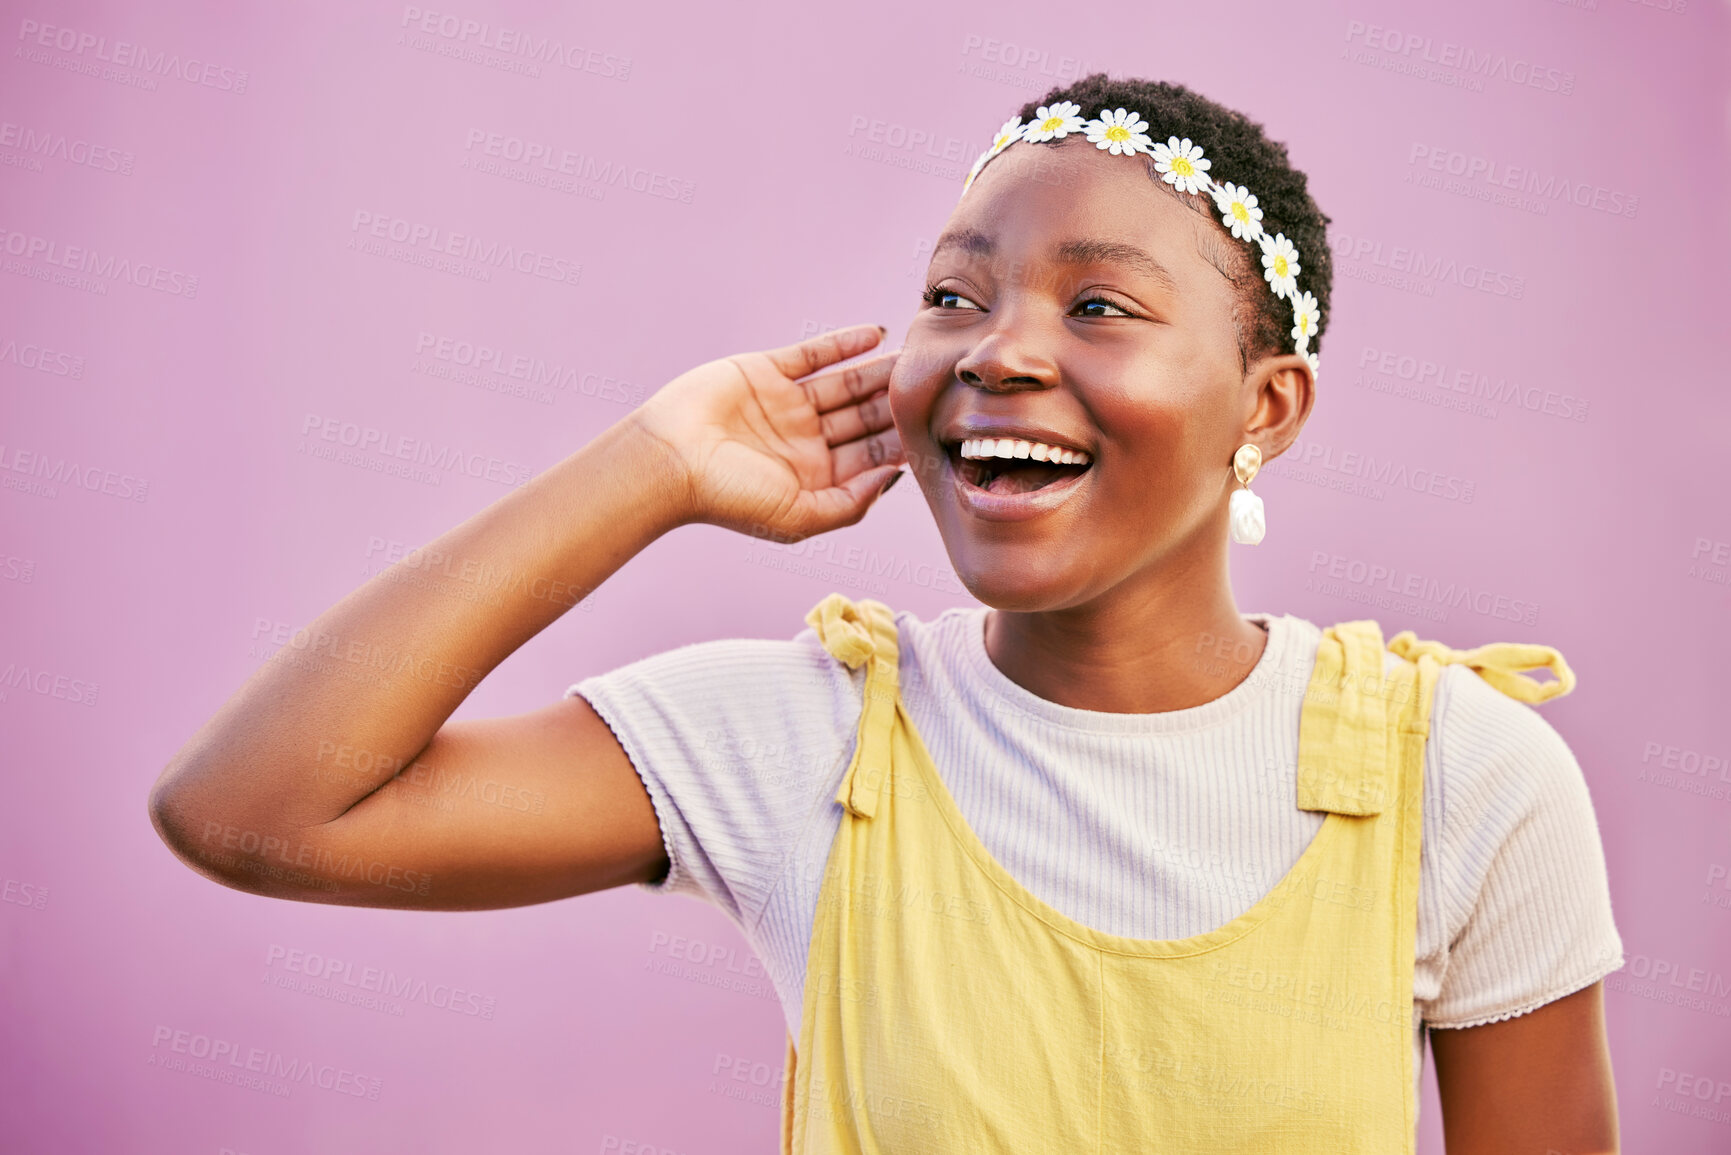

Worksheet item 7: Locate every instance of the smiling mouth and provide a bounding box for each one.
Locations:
[949,442,1094,496]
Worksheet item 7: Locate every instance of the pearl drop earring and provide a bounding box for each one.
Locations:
[1229,443,1266,545]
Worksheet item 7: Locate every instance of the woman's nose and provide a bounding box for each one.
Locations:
[954,319,1058,393]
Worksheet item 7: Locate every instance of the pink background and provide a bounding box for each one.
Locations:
[3,1,1728,1151]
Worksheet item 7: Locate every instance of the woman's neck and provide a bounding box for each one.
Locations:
[982,573,1269,715]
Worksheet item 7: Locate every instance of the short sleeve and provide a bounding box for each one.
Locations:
[1422,665,1625,1029]
[564,627,865,929]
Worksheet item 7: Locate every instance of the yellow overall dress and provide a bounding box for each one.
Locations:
[779,593,1574,1154]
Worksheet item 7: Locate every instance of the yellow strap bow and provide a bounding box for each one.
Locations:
[1385,631,1576,704]
[806,593,901,819]
[805,593,878,670]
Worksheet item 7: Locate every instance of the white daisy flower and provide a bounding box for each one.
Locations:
[961,149,991,194]
[962,117,1023,194]
[1084,108,1153,157]
[1259,232,1301,300]
[1290,291,1320,353]
[1305,351,1320,380]
[1212,182,1264,242]
[1150,136,1212,195]
[1022,102,1084,143]
[989,116,1026,154]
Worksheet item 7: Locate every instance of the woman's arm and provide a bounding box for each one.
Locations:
[148,324,904,910]
[1430,980,1618,1154]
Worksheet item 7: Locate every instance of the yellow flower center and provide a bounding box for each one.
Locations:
[1172,156,1194,177]
[1300,315,1311,333]
[995,132,1013,149]
[1274,256,1289,277]
[1105,125,1129,143]
[1042,116,1062,133]
[1231,202,1250,223]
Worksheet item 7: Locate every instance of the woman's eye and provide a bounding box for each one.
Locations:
[923,285,983,311]
[1073,296,1133,318]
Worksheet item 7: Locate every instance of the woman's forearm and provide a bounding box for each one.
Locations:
[150,414,694,843]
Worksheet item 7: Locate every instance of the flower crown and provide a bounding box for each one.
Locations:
[962,102,1319,379]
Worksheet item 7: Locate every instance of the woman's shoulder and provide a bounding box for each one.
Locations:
[564,610,888,757]
[1258,610,1587,796]
[1275,612,1573,705]
[1331,618,1600,882]
[816,599,989,681]
[567,597,981,700]
[563,608,884,918]
[1427,655,1589,832]
[570,623,864,703]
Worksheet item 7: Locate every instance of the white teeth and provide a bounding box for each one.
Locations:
[957,437,1091,465]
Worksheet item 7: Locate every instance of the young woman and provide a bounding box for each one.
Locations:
[151,76,1623,1152]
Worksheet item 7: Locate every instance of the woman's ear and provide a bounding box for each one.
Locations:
[1240,353,1316,462]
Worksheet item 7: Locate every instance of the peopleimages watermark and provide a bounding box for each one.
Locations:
[247,614,484,694]
[265,944,497,1019]
[0,334,85,378]
[843,114,983,182]
[644,929,783,1003]
[599,1134,707,1155]
[347,211,581,287]
[312,735,550,816]
[1407,144,1638,220]
[411,330,649,408]
[462,129,694,204]
[1305,550,1540,627]
[1341,20,1575,96]
[1596,0,1692,13]
[0,118,133,175]
[1689,536,1731,588]
[956,34,1099,91]
[1637,740,1730,803]
[1704,862,1731,913]
[1355,345,1589,422]
[0,226,199,297]
[362,534,597,613]
[1651,1066,1731,1128]
[710,1049,787,1111]
[1330,233,1524,300]
[148,1025,381,1100]
[198,820,434,897]
[744,524,969,597]
[397,7,631,79]
[1605,953,1731,1016]
[0,659,100,706]
[0,552,34,583]
[2,874,49,910]
[298,412,536,489]
[15,18,249,93]
[0,443,148,503]
[1267,438,1476,504]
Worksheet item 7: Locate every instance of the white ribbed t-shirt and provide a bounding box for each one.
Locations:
[566,605,1624,1113]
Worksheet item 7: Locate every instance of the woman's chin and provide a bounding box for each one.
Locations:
[952,559,1097,613]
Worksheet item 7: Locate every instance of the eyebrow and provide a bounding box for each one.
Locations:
[930,229,1180,293]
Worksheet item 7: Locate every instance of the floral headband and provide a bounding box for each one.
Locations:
[961,102,1320,379]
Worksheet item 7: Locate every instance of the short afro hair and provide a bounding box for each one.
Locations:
[1010,74,1332,371]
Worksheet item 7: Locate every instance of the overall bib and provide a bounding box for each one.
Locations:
[780,593,1574,1154]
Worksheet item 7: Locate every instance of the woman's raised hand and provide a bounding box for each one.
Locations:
[628,324,906,542]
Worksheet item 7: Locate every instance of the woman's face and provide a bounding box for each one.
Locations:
[889,136,1288,612]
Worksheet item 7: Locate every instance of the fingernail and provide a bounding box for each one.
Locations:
[875,325,888,336]
[879,470,904,494]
